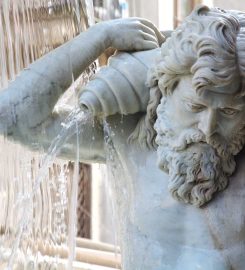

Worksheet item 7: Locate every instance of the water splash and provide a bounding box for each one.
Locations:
[5,109,93,269]
[0,0,96,268]
[67,116,80,269]
[103,119,129,269]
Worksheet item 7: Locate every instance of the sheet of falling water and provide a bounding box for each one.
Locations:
[0,0,96,269]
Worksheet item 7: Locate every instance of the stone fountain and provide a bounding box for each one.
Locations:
[1,4,245,270]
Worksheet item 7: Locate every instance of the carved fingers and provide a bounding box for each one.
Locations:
[138,18,166,45]
[104,17,165,51]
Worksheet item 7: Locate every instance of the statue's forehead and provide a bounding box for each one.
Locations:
[176,75,245,107]
[180,74,241,93]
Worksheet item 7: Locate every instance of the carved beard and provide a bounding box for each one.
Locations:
[155,98,245,207]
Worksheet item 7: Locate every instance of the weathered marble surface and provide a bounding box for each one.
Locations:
[1,4,245,270]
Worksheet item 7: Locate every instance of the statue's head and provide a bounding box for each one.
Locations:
[137,5,245,206]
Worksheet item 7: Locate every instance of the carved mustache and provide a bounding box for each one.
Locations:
[157,126,228,157]
[171,128,206,151]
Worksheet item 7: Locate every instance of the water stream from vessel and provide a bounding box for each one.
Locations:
[0,0,96,268]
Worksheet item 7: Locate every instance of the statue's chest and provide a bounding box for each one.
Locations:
[112,140,245,268]
[203,166,245,250]
[120,147,245,248]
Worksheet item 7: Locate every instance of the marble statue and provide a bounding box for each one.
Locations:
[1,4,245,270]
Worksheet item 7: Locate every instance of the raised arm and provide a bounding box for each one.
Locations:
[0,18,164,161]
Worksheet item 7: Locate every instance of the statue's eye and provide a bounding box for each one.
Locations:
[219,108,239,116]
[185,102,206,113]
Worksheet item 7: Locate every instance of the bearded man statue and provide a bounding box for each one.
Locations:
[128,5,245,207]
[2,3,245,270]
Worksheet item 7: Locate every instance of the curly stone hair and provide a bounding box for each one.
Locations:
[129,5,245,149]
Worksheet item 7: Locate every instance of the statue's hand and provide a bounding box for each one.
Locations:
[102,17,165,51]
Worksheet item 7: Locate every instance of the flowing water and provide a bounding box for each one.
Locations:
[103,119,131,269]
[0,0,126,269]
[0,0,94,89]
[11,109,92,270]
[0,0,96,269]
[0,108,94,269]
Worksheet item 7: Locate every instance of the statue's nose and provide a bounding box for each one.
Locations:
[198,109,217,138]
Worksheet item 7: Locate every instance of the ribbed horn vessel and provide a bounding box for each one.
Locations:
[79,48,160,117]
